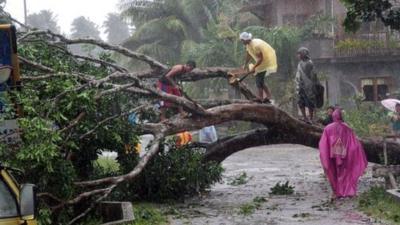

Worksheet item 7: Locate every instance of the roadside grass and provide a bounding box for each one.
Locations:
[238,196,268,216]
[131,203,169,225]
[358,186,400,224]
[94,156,120,176]
[269,181,294,195]
[228,172,253,186]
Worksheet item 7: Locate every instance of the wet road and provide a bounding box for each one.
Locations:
[169,144,388,225]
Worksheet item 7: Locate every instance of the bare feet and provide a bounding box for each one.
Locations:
[262,98,271,104]
[251,98,263,103]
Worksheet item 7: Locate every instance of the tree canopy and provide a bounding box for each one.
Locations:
[70,16,100,39]
[341,0,400,32]
[27,10,60,33]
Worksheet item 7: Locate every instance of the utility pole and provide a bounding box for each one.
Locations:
[23,0,27,25]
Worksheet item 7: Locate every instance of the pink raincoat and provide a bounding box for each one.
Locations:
[319,109,368,198]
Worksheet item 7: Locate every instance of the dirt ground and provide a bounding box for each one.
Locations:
[168,144,390,225]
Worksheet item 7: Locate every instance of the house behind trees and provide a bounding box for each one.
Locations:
[242,0,400,107]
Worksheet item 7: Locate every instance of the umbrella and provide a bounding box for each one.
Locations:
[381,98,400,112]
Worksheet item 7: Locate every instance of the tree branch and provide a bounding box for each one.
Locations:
[18,30,168,70]
[59,112,87,133]
[19,56,55,73]
[75,133,164,187]
[79,104,150,140]
[67,184,117,225]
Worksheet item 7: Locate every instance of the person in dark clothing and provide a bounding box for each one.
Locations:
[321,106,335,126]
[157,60,196,121]
[295,47,319,123]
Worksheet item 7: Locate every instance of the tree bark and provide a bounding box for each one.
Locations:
[372,165,400,177]
[203,127,400,165]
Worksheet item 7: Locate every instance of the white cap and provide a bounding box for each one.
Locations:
[239,32,252,41]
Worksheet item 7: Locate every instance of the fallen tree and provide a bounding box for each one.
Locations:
[3,22,399,224]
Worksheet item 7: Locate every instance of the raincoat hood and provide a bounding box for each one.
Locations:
[332,109,342,122]
[297,47,310,60]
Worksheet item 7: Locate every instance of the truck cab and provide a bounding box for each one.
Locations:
[0,25,36,225]
[0,163,37,225]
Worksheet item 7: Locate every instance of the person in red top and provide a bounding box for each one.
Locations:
[157,60,196,121]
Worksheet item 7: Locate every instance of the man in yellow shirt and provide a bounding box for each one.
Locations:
[240,32,278,103]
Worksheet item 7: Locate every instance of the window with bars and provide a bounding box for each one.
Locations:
[361,77,390,101]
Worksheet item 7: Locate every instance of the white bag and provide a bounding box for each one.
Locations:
[199,126,218,143]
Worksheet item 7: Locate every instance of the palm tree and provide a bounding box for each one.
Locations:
[120,0,220,65]
[103,13,131,45]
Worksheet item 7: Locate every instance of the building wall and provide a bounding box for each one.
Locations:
[274,0,324,26]
[315,58,400,107]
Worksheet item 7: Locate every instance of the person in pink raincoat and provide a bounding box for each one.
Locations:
[319,109,368,199]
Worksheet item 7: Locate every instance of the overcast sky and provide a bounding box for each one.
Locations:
[4,0,121,38]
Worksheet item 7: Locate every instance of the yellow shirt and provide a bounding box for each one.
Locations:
[246,38,278,73]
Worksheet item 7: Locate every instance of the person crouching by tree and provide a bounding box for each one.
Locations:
[295,47,319,124]
[158,60,196,121]
[321,106,335,126]
[240,32,278,103]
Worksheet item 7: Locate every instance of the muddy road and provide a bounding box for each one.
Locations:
[169,144,388,225]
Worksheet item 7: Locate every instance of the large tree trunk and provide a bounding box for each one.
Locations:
[143,103,400,165]
[203,126,400,164]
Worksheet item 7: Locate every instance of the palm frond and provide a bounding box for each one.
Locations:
[131,18,169,42]
[120,0,166,25]
[164,16,189,37]
[136,42,179,65]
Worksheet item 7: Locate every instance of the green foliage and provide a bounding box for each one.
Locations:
[341,0,400,32]
[92,156,121,179]
[269,181,295,195]
[0,34,145,224]
[359,186,400,224]
[335,38,399,51]
[238,196,267,216]
[181,21,241,67]
[121,0,221,64]
[131,203,168,225]
[252,196,268,204]
[344,103,391,137]
[37,207,53,225]
[228,171,252,186]
[112,140,223,201]
[300,14,335,39]
[238,202,257,216]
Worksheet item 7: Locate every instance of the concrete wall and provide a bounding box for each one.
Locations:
[315,58,400,107]
[302,37,334,58]
[274,0,324,26]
